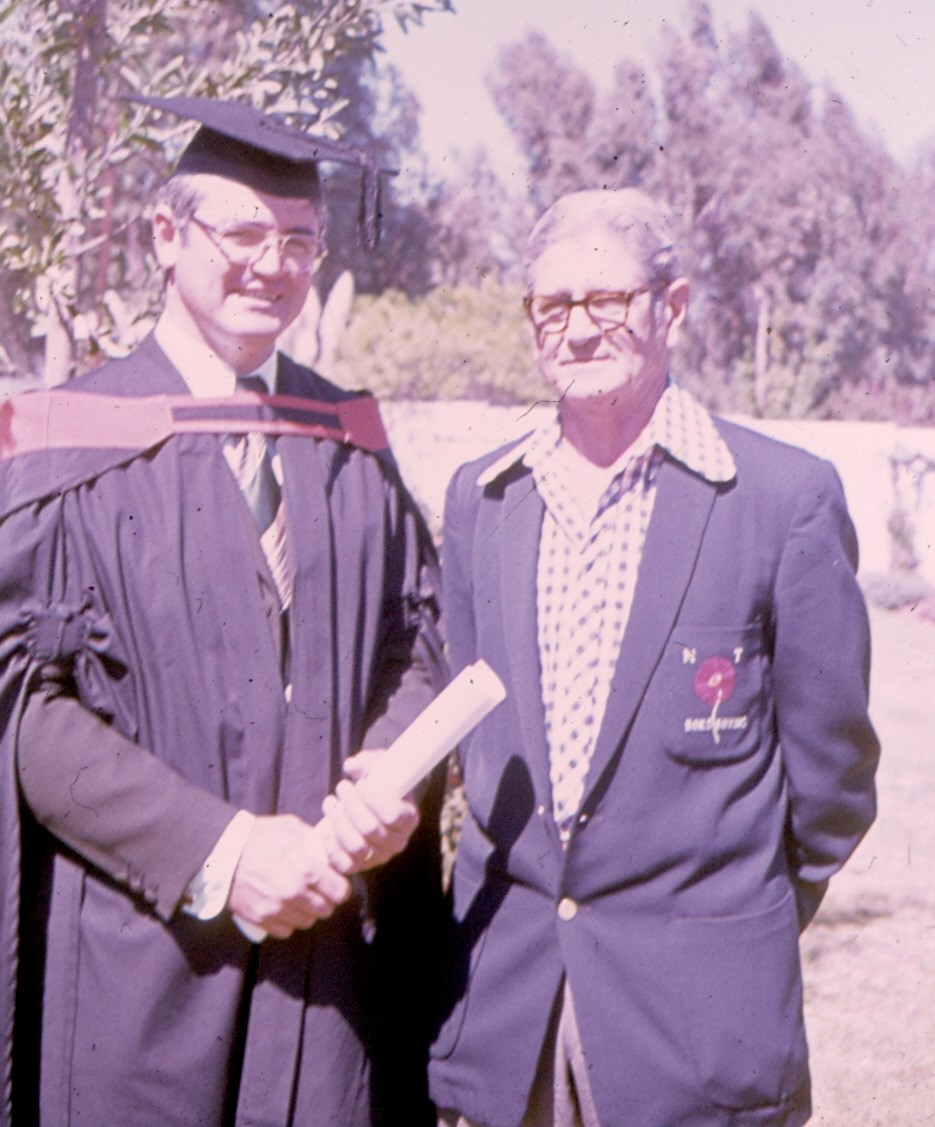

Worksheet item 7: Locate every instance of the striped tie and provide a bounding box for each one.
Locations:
[227,377,294,610]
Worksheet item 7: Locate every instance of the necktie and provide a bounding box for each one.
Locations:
[228,377,294,611]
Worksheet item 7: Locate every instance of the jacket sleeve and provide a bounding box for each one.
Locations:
[771,459,880,928]
[17,670,238,921]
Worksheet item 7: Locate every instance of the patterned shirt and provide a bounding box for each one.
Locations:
[480,382,736,840]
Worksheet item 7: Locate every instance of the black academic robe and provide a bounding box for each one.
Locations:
[0,336,446,1127]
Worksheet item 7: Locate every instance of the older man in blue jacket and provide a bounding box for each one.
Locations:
[430,188,879,1127]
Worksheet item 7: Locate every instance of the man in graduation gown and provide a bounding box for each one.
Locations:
[0,97,445,1127]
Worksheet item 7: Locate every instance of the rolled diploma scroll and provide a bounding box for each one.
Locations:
[235,659,505,942]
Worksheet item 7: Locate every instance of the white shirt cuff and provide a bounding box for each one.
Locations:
[182,810,256,921]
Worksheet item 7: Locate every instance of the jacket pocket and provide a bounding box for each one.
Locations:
[662,623,768,764]
[671,892,808,1110]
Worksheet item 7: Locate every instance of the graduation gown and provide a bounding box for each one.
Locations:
[0,336,445,1127]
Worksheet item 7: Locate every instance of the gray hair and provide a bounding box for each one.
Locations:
[524,188,680,292]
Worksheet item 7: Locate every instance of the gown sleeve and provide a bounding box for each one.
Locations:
[17,671,238,921]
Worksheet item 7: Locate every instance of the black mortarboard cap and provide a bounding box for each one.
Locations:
[130,94,392,248]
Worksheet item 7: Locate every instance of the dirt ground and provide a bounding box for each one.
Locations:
[801,605,935,1125]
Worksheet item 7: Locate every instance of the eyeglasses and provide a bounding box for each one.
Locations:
[189,215,325,274]
[524,285,657,340]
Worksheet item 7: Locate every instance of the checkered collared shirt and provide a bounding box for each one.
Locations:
[482,383,736,840]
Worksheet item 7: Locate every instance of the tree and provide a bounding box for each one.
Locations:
[425,147,531,288]
[486,31,656,214]
[472,1,935,423]
[589,58,659,192]
[487,33,596,213]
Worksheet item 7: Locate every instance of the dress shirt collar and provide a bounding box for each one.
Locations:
[477,381,737,489]
[154,315,278,398]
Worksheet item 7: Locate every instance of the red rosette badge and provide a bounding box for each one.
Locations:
[693,656,735,706]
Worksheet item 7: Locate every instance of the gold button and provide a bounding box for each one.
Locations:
[557,897,578,921]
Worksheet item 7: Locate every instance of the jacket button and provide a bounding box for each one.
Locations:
[557,897,578,921]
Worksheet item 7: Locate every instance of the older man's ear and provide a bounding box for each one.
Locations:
[661,276,691,341]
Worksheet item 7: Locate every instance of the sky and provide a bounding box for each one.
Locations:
[382,0,935,180]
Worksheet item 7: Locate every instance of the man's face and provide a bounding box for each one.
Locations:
[154,175,322,369]
[526,228,686,405]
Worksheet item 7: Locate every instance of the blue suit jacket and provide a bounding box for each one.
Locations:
[429,416,878,1127]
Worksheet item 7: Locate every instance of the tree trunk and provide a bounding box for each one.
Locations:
[44,0,109,383]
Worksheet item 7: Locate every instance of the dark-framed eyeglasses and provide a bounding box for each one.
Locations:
[524,285,658,341]
[189,215,325,274]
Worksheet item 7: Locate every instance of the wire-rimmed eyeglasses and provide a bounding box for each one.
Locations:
[189,215,325,274]
[524,285,658,342]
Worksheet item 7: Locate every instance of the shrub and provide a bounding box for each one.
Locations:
[331,279,551,403]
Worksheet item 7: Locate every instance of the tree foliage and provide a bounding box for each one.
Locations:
[447,1,935,422]
[423,147,532,288]
[0,0,451,383]
[7,1,935,422]
[332,278,545,402]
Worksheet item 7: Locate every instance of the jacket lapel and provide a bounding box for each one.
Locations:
[494,470,554,808]
[580,460,718,806]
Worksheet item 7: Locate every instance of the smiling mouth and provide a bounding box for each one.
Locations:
[238,291,282,305]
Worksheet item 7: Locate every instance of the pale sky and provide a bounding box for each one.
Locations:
[383,0,935,180]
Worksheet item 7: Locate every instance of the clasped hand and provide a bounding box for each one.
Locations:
[226,750,419,940]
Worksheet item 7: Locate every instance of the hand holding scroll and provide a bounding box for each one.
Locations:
[321,751,421,874]
[233,660,505,942]
[226,813,352,940]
